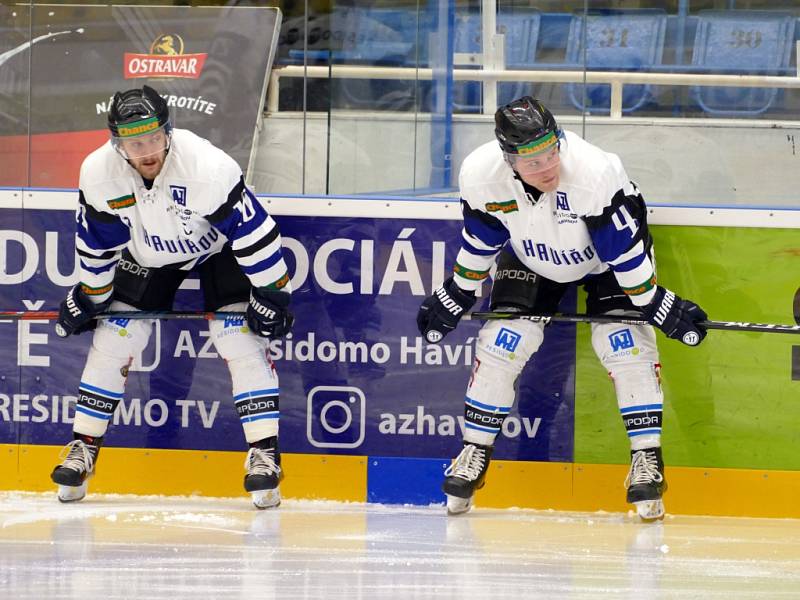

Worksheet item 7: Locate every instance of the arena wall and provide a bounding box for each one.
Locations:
[1,190,798,517]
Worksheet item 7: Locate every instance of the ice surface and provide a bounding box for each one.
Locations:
[1,491,798,599]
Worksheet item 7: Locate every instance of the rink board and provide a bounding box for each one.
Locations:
[0,190,798,517]
[4,444,800,518]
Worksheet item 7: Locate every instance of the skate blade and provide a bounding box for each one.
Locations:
[251,488,281,510]
[635,499,665,522]
[446,494,473,515]
[57,482,88,503]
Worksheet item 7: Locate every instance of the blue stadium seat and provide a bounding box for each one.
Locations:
[454,11,541,68]
[565,10,667,114]
[332,7,425,65]
[690,10,796,116]
[452,10,541,110]
[325,7,434,110]
[281,9,430,66]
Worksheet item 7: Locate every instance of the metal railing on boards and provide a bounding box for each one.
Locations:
[266,41,800,119]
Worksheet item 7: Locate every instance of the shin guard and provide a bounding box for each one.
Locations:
[210,305,280,443]
[592,320,663,450]
[465,319,545,445]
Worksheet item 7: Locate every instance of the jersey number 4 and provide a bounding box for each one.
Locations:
[611,205,639,238]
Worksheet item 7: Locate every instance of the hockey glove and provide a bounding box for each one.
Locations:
[55,285,112,338]
[643,286,707,346]
[246,287,294,338]
[417,277,476,344]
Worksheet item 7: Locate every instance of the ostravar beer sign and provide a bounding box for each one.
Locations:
[0,5,281,187]
[123,34,208,79]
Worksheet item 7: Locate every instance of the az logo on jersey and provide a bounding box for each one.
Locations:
[170,185,187,206]
[554,191,578,224]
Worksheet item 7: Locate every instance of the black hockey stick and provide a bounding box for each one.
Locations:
[4,310,798,335]
[465,311,800,335]
[0,310,245,321]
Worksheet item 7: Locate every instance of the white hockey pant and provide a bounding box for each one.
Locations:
[210,303,280,443]
[591,317,663,450]
[464,315,664,450]
[464,319,546,446]
[73,301,154,437]
[75,302,280,444]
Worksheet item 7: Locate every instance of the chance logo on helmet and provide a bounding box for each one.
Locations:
[494,96,561,156]
[108,85,171,137]
[516,130,558,156]
[116,116,161,138]
[108,85,173,160]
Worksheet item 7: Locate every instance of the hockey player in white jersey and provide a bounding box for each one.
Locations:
[51,85,292,509]
[417,97,708,520]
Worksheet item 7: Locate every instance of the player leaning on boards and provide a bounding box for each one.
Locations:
[417,96,708,521]
[51,85,293,509]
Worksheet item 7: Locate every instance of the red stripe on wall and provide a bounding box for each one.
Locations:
[0,130,109,188]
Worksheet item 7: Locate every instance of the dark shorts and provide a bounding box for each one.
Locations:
[489,249,640,315]
[112,246,250,312]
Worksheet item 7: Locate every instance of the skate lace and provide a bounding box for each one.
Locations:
[245,447,279,477]
[58,440,95,475]
[444,444,485,481]
[624,450,663,488]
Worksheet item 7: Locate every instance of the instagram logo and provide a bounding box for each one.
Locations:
[306,385,366,449]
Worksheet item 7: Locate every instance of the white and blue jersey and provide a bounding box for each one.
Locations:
[453,130,656,306]
[75,128,289,299]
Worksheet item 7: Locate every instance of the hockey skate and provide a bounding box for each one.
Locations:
[244,437,283,509]
[625,447,667,522]
[51,437,102,503]
[442,442,493,515]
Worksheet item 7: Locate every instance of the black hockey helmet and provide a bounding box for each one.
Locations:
[494,96,561,156]
[108,85,171,139]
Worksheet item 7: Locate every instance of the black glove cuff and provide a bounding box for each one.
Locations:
[72,284,111,314]
[251,287,291,308]
[643,286,672,323]
[442,277,477,308]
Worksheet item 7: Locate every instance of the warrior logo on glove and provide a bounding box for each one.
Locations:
[65,289,83,318]
[643,286,707,347]
[246,288,294,338]
[426,330,444,343]
[682,331,701,346]
[417,277,477,344]
[55,284,112,338]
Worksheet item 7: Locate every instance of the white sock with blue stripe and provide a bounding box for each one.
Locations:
[462,396,512,447]
[228,352,280,443]
[611,364,664,451]
[72,348,128,437]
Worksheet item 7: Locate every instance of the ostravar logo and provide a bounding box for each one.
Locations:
[124,34,208,80]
